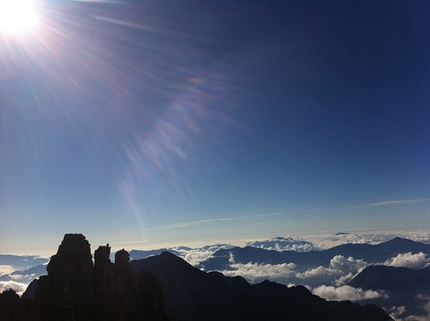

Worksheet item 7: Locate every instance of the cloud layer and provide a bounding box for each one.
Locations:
[384,252,430,269]
[0,281,27,296]
[246,237,318,252]
[311,285,388,301]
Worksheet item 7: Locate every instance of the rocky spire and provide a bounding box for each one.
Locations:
[94,244,114,321]
[29,233,94,320]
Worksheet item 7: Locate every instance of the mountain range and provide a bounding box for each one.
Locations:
[196,237,430,271]
[1,236,430,320]
[1,234,393,321]
[130,251,391,321]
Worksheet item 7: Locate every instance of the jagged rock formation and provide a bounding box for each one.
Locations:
[26,234,168,321]
[28,234,94,320]
[131,251,393,321]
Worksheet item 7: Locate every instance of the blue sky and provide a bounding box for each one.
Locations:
[1,0,429,256]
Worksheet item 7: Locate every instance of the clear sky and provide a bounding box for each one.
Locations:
[1,0,429,256]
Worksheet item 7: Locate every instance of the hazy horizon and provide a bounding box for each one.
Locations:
[2,227,430,258]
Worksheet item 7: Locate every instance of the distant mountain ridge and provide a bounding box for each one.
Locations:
[0,255,48,273]
[2,236,429,293]
[197,237,430,271]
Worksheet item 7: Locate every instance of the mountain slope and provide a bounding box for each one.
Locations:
[348,265,430,319]
[130,251,392,321]
[348,265,430,293]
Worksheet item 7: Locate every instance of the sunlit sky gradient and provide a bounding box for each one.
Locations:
[1,0,429,256]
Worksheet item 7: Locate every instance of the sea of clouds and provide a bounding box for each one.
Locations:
[1,230,429,320]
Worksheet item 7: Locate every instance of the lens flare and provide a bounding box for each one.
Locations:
[0,0,39,33]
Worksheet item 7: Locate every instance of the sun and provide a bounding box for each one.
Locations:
[0,0,39,33]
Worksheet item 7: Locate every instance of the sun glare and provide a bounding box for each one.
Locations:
[0,0,39,33]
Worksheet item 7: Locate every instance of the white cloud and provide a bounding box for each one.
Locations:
[219,254,297,284]
[387,306,406,321]
[246,236,318,252]
[330,255,367,271]
[368,199,423,207]
[296,255,368,286]
[175,244,233,267]
[0,265,14,277]
[0,281,27,296]
[312,285,388,301]
[217,254,370,287]
[384,252,430,269]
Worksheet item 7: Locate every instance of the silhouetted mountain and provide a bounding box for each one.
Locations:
[129,244,232,261]
[348,265,430,318]
[20,279,39,301]
[197,237,430,271]
[130,249,180,260]
[130,251,392,321]
[325,237,430,263]
[349,265,430,293]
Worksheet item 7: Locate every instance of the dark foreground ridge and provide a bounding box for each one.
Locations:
[0,234,393,321]
[131,251,392,321]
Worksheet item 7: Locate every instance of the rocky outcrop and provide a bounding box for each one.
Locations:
[28,234,94,320]
[26,234,168,321]
[93,244,114,321]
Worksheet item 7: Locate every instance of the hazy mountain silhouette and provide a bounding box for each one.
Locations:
[197,237,430,271]
[0,255,48,272]
[130,251,392,321]
[0,265,47,285]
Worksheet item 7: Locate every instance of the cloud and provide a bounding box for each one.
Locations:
[217,254,369,287]
[312,285,388,301]
[219,254,297,284]
[386,306,406,321]
[0,281,27,296]
[246,236,318,252]
[0,265,14,277]
[174,244,233,267]
[367,199,424,207]
[384,252,430,269]
[296,255,368,286]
